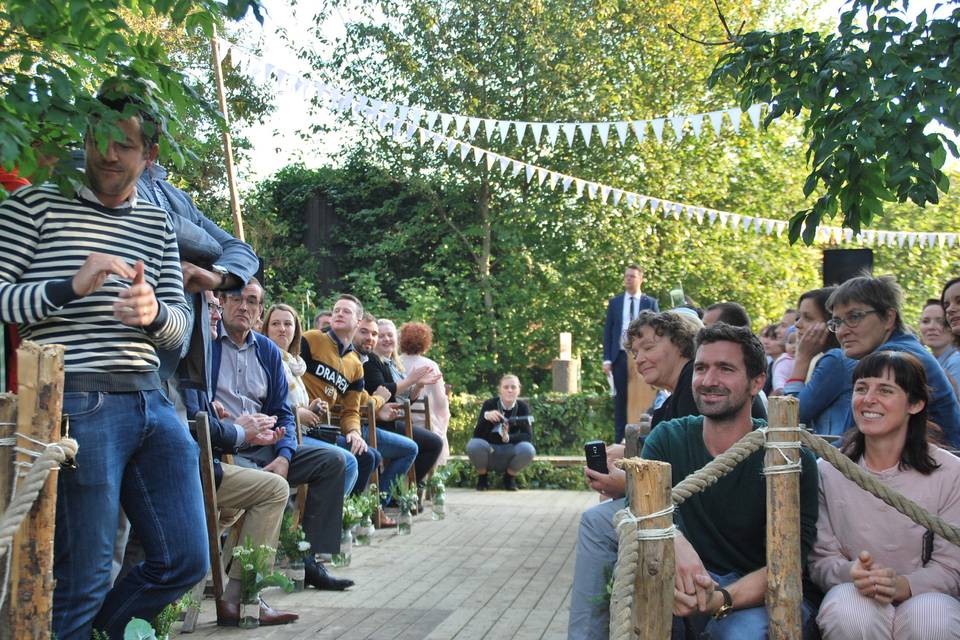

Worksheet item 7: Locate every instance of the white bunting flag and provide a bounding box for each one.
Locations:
[425,111,440,130]
[579,123,593,147]
[632,121,646,144]
[397,105,409,123]
[530,122,544,145]
[483,119,496,142]
[719,212,729,226]
[728,107,742,133]
[473,147,484,165]
[498,156,510,174]
[626,193,637,207]
[453,115,466,137]
[525,165,536,184]
[575,179,585,197]
[486,152,497,170]
[511,160,523,177]
[615,122,629,146]
[708,210,718,224]
[497,120,511,142]
[948,235,957,248]
[514,121,527,143]
[864,230,876,245]
[897,232,907,247]
[612,189,623,206]
[689,114,705,138]
[669,115,686,142]
[707,111,725,136]
[697,208,707,225]
[468,117,482,139]
[545,123,561,146]
[596,123,611,147]
[907,233,917,248]
[440,113,453,133]
[747,104,763,130]
[742,216,753,231]
[446,140,457,156]
[408,107,422,124]
[418,129,429,145]
[730,214,742,229]
[649,198,660,215]
[844,228,854,243]
[459,144,469,162]
[600,185,611,202]
[764,219,775,235]
[562,123,577,146]
[637,197,648,210]
[548,172,560,189]
[650,118,665,142]
[775,221,787,236]
[562,176,574,192]
[587,183,598,200]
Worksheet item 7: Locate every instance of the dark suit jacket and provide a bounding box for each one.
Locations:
[603,292,660,362]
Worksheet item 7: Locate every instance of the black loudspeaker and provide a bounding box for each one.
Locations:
[822,248,873,286]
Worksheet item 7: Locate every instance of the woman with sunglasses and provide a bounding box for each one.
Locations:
[809,351,960,639]
[826,275,960,447]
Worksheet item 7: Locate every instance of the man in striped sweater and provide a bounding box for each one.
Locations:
[0,91,207,640]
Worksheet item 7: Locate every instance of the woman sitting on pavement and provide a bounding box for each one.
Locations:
[783,287,857,438]
[466,374,535,491]
[809,350,960,639]
[263,302,368,496]
[826,275,960,447]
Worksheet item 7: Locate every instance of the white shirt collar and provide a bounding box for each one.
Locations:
[78,185,138,209]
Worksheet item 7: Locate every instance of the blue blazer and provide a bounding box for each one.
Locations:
[210,331,298,461]
[603,293,660,362]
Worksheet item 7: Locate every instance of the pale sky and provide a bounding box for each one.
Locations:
[229,0,954,186]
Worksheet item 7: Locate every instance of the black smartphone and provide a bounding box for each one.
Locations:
[584,440,608,474]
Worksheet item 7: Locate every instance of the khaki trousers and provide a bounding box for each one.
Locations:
[216,462,289,580]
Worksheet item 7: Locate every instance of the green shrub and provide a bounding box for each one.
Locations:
[447,392,614,456]
[445,458,588,491]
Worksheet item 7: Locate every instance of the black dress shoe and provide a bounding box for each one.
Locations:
[305,562,355,591]
[504,474,518,491]
[476,474,489,491]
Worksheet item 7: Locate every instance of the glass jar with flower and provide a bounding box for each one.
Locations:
[390,477,418,535]
[428,465,451,520]
[234,537,293,629]
[276,513,311,591]
[333,497,363,567]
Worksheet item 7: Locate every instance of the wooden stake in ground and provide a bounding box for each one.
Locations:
[622,458,674,639]
[210,29,245,242]
[765,396,802,639]
[10,342,64,640]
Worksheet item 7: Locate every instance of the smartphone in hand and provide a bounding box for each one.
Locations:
[584,440,608,474]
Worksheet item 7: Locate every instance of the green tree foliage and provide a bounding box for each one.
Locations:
[708,0,960,243]
[0,0,264,190]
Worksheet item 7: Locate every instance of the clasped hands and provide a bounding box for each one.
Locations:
[211,400,284,447]
[850,550,910,605]
[673,533,724,617]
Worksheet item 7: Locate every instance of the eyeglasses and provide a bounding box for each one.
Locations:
[827,309,879,333]
[224,295,261,307]
[208,302,223,314]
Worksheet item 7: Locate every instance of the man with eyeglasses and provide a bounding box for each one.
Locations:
[214,279,354,591]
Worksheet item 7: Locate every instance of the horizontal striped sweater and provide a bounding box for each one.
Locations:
[0,184,191,391]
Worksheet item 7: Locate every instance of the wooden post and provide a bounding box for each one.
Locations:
[551,357,580,393]
[621,458,674,639]
[10,342,64,640]
[210,29,245,242]
[0,393,16,640]
[765,396,802,640]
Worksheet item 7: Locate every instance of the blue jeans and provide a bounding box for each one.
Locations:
[672,571,818,640]
[53,390,208,640]
[361,426,417,497]
[302,435,359,496]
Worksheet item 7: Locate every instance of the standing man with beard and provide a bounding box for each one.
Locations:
[603,264,659,443]
[569,324,819,639]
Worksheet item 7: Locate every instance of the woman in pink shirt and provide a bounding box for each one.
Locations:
[810,350,960,639]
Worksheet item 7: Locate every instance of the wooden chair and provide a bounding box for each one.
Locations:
[408,396,434,500]
[329,398,390,525]
[400,398,417,486]
[290,413,309,529]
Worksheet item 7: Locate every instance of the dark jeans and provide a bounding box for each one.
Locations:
[383,421,443,483]
[53,389,208,640]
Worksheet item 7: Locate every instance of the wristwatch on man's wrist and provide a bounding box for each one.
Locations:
[713,587,733,620]
[211,264,229,289]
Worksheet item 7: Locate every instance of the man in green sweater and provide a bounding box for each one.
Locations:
[568,323,819,639]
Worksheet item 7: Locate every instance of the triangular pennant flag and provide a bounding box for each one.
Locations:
[864,230,876,245]
[719,212,729,225]
[369,98,384,112]
[612,189,623,206]
[536,167,548,186]
[473,147,484,165]
[459,144,469,162]
[498,156,510,174]
[696,208,706,224]
[483,119,496,142]
[631,121,646,144]
[844,229,854,243]
[649,198,660,214]
[625,193,637,207]
[407,107,422,124]
[669,115,686,142]
[578,123,593,146]
[907,233,917,248]
[753,217,762,232]
[514,121,527,143]
[432,133,443,151]
[587,183,598,200]
[216,39,230,65]
[523,164,533,183]
[747,104,763,130]
[451,115,465,136]
[775,221,787,235]
[947,234,956,247]
[397,105,410,123]
[897,231,907,247]
[382,102,397,118]
[650,118,665,142]
[730,214,742,228]
[468,117,482,139]
[596,123,611,147]
[575,179,585,197]
[615,122,629,146]
[727,107,742,133]
[498,120,511,142]
[529,122,544,145]
[511,160,523,177]
[672,203,681,220]
[402,125,416,142]
[688,114,705,138]
[548,172,560,189]
[425,111,439,130]
[937,233,946,247]
[377,113,390,131]
[684,206,693,221]
[764,219,775,235]
[600,185,611,202]
[446,140,457,156]
[707,111,725,135]
[708,210,718,224]
[486,152,497,171]
[562,176,574,192]
[418,129,429,145]
[562,123,577,146]
[440,113,453,132]
[742,216,753,231]
[637,197,648,210]
[545,123,560,146]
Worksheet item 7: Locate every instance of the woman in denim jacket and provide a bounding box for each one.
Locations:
[783,287,857,437]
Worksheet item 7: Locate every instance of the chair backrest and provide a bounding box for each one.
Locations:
[409,395,432,430]
[191,412,226,600]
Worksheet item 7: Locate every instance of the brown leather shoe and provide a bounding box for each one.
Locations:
[216,597,299,627]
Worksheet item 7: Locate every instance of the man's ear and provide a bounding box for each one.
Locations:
[750,371,766,397]
[146,143,159,165]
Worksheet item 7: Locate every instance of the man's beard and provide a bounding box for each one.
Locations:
[694,387,749,421]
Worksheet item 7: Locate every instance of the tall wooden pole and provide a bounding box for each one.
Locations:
[0,394,15,640]
[10,342,64,639]
[622,458,674,639]
[210,29,245,242]
[765,396,802,639]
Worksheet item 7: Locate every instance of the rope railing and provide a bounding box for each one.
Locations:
[609,411,960,640]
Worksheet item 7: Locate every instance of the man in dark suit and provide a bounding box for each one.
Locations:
[602,264,659,442]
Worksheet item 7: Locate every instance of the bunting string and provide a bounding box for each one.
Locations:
[218,39,958,249]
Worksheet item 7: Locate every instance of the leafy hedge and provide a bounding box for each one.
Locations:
[444,458,588,491]
[446,391,614,456]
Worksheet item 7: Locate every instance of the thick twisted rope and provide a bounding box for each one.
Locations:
[800,431,960,548]
[671,430,766,505]
[0,436,78,556]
